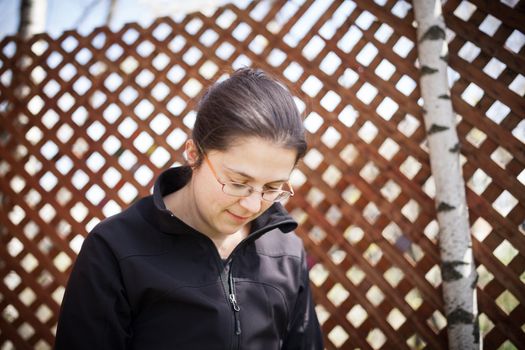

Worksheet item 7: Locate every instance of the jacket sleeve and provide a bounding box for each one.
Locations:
[54,231,132,349]
[282,250,324,350]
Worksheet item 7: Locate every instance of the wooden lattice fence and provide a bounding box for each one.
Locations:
[0,0,524,349]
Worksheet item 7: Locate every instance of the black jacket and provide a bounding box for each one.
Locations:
[55,166,323,349]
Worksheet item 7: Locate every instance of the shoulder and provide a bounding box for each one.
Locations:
[254,229,304,260]
[86,196,170,259]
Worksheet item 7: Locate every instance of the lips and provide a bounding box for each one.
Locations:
[226,210,251,221]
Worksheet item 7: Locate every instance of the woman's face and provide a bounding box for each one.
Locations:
[186,137,297,238]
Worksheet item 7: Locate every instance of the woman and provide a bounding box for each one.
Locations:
[55,68,323,349]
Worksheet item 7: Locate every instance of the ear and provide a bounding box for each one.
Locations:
[184,139,200,166]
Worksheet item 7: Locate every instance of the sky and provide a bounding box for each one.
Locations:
[0,0,237,39]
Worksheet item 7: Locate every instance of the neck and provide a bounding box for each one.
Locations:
[213,226,249,259]
[163,181,203,234]
[163,181,249,258]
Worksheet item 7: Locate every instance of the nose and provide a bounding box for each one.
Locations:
[239,192,262,214]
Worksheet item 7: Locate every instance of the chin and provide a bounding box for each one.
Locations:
[213,222,241,236]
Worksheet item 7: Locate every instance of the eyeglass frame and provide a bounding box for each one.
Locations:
[203,154,294,202]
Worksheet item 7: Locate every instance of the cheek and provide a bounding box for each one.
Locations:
[260,201,274,215]
[194,180,237,212]
[209,192,239,211]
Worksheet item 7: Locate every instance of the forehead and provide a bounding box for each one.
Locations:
[208,137,297,181]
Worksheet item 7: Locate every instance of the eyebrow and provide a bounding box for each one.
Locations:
[223,165,289,184]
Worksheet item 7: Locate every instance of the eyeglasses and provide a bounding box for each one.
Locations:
[203,155,294,202]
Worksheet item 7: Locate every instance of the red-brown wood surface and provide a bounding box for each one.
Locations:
[0,0,523,349]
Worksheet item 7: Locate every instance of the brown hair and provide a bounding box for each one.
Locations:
[191,68,307,166]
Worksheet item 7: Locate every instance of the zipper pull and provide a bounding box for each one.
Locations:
[229,293,241,312]
[229,293,241,334]
[227,260,241,335]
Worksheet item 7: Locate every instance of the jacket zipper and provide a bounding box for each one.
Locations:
[218,218,297,349]
[220,259,241,350]
[228,261,242,336]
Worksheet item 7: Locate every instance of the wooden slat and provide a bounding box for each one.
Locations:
[0,1,523,349]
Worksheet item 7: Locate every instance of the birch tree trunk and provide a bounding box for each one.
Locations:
[18,0,47,38]
[13,0,47,133]
[412,1,481,349]
[12,0,47,139]
[3,0,48,237]
[15,0,47,94]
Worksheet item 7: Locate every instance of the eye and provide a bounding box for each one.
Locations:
[264,183,284,191]
[227,176,249,184]
[229,182,248,190]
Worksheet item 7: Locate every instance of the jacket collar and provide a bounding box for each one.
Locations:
[141,166,297,236]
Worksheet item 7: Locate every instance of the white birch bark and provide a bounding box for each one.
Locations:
[18,0,47,38]
[412,1,480,349]
[16,0,47,93]
[13,0,47,142]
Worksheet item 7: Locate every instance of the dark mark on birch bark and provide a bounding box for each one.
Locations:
[437,202,456,212]
[428,124,449,134]
[420,25,446,42]
[442,260,467,281]
[421,65,438,75]
[447,308,474,325]
[473,315,480,343]
[471,271,479,289]
[449,142,460,153]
